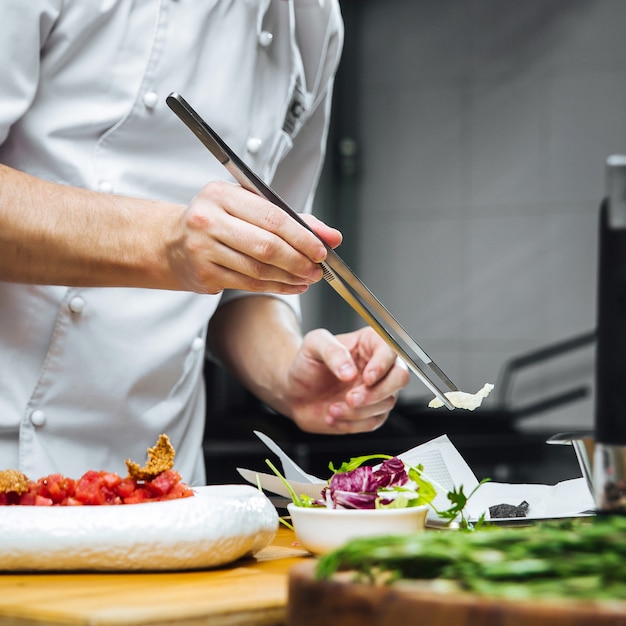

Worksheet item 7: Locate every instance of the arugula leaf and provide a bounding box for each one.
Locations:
[406,465,437,506]
[329,454,393,474]
[432,479,490,529]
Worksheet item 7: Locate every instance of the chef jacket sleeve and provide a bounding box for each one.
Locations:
[0,1,62,143]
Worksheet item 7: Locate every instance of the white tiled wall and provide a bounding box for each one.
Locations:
[309,0,626,431]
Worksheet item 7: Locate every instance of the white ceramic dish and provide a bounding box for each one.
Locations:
[287,503,428,555]
[0,484,278,571]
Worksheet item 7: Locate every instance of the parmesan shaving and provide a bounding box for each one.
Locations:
[428,383,494,411]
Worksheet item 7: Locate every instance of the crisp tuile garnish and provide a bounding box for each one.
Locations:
[125,433,175,481]
[0,469,31,494]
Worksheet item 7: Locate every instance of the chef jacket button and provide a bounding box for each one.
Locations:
[258,31,273,48]
[30,410,46,427]
[68,296,86,314]
[192,337,205,352]
[143,91,159,109]
[246,137,262,154]
[98,181,113,193]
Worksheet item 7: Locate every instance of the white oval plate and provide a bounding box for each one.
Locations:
[0,484,278,571]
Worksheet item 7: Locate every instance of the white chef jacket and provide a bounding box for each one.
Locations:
[0,0,343,484]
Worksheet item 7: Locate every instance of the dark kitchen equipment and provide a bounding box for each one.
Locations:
[594,155,626,513]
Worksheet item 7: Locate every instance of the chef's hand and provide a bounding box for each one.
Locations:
[283,326,411,434]
[167,181,342,294]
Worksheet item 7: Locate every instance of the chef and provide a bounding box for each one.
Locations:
[0,1,409,483]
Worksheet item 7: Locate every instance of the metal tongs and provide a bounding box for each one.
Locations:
[166,92,458,409]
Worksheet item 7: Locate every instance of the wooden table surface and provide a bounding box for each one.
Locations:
[0,526,310,626]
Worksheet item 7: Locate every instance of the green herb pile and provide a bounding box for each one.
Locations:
[316,515,626,601]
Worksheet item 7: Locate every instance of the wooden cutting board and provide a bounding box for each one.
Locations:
[286,561,626,626]
[0,528,309,626]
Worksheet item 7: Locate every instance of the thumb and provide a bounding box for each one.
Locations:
[303,328,357,381]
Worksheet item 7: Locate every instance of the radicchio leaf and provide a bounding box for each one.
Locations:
[376,457,409,488]
[321,457,411,509]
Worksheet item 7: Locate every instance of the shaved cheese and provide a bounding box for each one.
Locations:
[428,383,494,411]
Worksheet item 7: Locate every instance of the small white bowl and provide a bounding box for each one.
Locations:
[287,503,428,555]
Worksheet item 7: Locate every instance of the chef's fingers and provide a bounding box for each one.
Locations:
[299,329,408,432]
[196,181,342,272]
[323,359,408,432]
[302,328,360,382]
[318,326,410,391]
[324,396,399,434]
[351,327,410,387]
[299,213,343,250]
[182,243,321,294]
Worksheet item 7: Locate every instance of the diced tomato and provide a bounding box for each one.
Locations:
[34,494,54,506]
[101,472,122,490]
[122,486,153,504]
[18,490,37,505]
[75,471,108,505]
[146,469,180,496]
[2,467,194,506]
[37,473,76,504]
[162,481,194,500]
[62,497,84,506]
[116,478,136,498]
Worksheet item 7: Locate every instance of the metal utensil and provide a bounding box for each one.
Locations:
[166,92,457,408]
[546,431,595,497]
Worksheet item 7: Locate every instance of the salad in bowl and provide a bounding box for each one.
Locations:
[268,453,485,554]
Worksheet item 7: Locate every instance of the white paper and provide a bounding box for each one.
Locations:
[466,479,594,521]
[236,468,324,501]
[238,432,595,524]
